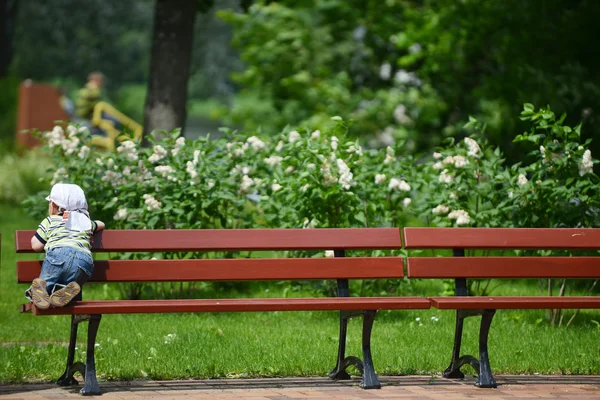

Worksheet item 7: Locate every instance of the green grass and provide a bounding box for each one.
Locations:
[2,202,600,383]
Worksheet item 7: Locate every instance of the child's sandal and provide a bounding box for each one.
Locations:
[50,282,81,307]
[31,278,51,310]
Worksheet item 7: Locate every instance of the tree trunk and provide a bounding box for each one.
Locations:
[0,0,17,77]
[143,0,198,144]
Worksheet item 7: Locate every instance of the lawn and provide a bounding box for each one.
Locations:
[1,202,600,383]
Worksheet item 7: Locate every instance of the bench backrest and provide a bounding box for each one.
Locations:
[403,228,600,279]
[16,228,405,283]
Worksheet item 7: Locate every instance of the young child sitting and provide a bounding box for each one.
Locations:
[25,183,105,309]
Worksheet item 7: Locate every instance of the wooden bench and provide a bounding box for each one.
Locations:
[404,227,600,388]
[17,228,430,395]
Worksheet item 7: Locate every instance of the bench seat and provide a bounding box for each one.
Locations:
[404,227,600,389]
[16,227,418,394]
[21,297,431,315]
[429,296,600,310]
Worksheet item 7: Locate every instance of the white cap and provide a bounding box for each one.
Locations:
[46,183,92,231]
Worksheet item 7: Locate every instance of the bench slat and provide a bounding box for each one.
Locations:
[16,228,402,253]
[403,227,600,249]
[407,257,600,278]
[17,257,405,283]
[21,297,432,315]
[429,296,600,309]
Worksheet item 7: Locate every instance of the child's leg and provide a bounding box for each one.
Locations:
[49,248,93,307]
[25,249,66,308]
[40,248,68,293]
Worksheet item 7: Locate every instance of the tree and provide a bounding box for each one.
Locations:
[142,0,199,141]
[0,0,17,77]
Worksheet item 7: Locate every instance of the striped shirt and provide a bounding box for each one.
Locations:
[35,214,99,256]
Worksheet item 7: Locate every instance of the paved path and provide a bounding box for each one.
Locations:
[1,376,599,399]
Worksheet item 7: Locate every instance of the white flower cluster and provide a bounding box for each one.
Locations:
[448,210,470,226]
[436,155,468,168]
[171,137,185,156]
[347,144,363,156]
[439,169,454,183]
[226,141,249,158]
[148,145,168,163]
[393,104,411,125]
[46,126,66,148]
[302,218,317,229]
[186,161,198,179]
[45,125,87,156]
[271,181,282,192]
[464,137,481,157]
[275,140,284,152]
[117,141,139,162]
[379,63,391,80]
[186,149,202,180]
[432,205,450,215]
[389,178,411,191]
[114,208,128,221]
[394,69,422,86]
[143,194,161,211]
[320,161,337,186]
[78,145,90,159]
[375,174,386,185]
[50,167,68,185]
[264,155,283,167]
[240,175,254,194]
[155,165,176,181]
[101,170,123,188]
[336,159,353,190]
[331,136,339,151]
[288,131,300,143]
[311,130,320,139]
[247,136,265,151]
[579,149,593,176]
[517,173,528,187]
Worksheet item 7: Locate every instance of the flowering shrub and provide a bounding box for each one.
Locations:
[508,104,600,228]
[23,104,599,302]
[26,118,420,234]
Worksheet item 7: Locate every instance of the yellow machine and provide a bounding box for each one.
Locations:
[89,101,143,151]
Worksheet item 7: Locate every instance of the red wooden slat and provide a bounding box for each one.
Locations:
[17,257,405,283]
[429,296,600,310]
[22,297,431,315]
[403,227,600,249]
[407,257,600,278]
[16,228,401,253]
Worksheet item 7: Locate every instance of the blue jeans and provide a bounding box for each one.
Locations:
[25,247,94,301]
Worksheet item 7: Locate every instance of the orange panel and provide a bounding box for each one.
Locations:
[16,228,401,253]
[403,228,600,250]
[16,81,69,149]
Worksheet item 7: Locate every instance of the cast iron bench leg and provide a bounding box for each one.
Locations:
[329,310,352,380]
[81,314,102,396]
[476,309,497,388]
[360,310,381,389]
[443,310,481,380]
[57,315,85,386]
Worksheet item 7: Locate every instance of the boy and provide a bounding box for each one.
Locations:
[26,183,105,309]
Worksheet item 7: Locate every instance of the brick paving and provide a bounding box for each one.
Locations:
[1,376,600,399]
